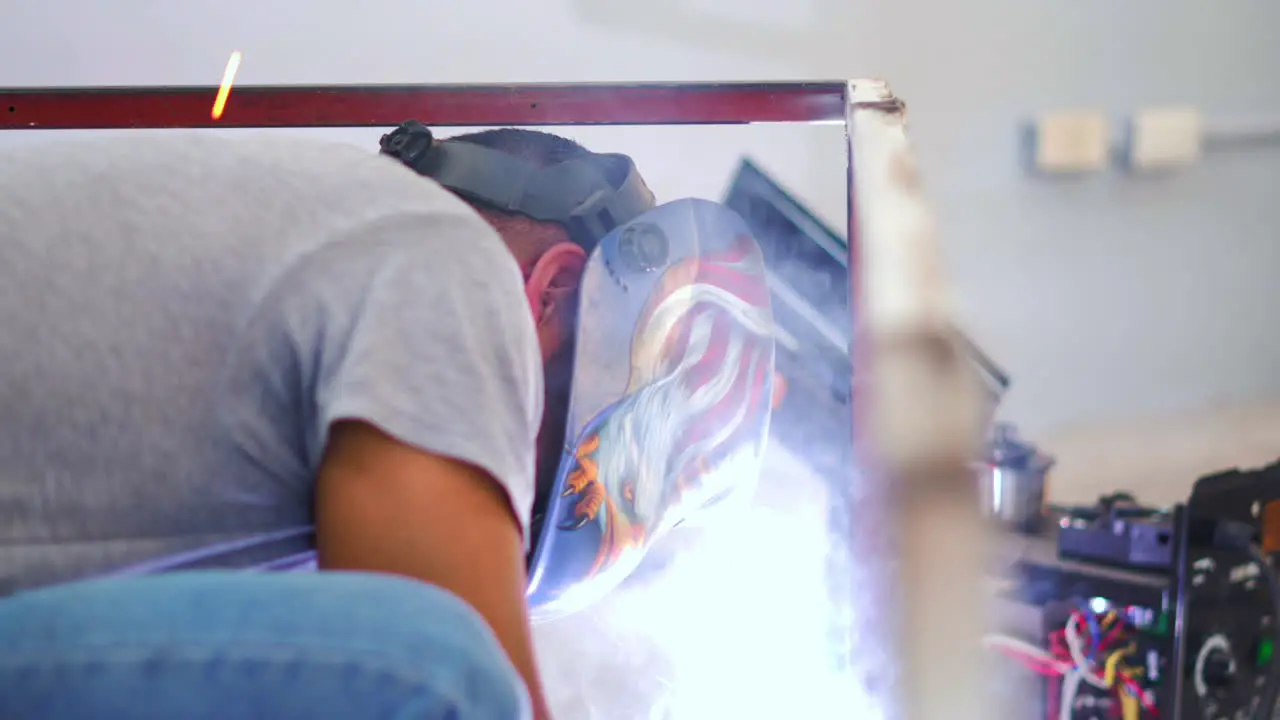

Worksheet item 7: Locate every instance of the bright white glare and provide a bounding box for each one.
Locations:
[587,441,854,719]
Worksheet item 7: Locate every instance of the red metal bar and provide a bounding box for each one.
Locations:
[0,82,847,130]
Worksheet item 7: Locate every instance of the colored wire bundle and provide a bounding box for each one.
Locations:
[985,606,1157,720]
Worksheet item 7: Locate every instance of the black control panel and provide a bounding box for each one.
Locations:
[1177,465,1280,720]
[1179,542,1275,720]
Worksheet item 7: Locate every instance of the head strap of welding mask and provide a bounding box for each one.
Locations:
[379,121,655,252]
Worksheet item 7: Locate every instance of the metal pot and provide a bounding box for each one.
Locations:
[978,423,1054,533]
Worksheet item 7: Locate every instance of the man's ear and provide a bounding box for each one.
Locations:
[771,372,788,410]
[524,242,587,346]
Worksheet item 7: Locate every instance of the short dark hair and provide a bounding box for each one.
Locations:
[446,130,590,530]
[444,128,591,169]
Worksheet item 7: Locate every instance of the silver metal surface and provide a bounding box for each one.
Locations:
[979,425,1053,532]
[979,465,1048,531]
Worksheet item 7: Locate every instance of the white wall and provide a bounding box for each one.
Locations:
[6,0,1278,442]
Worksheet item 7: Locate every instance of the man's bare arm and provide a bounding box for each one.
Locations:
[315,419,552,720]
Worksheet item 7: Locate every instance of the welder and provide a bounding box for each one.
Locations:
[0,122,652,720]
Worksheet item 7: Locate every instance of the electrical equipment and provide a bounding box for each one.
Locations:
[1177,464,1280,720]
[998,514,1178,720]
[1045,595,1167,720]
[1057,494,1176,571]
[994,462,1280,720]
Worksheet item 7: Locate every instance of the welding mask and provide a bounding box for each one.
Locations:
[378,121,655,251]
[380,123,776,617]
[524,198,778,621]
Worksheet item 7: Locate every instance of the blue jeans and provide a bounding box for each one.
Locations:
[0,572,532,720]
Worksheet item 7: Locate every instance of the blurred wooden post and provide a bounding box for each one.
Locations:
[847,80,988,720]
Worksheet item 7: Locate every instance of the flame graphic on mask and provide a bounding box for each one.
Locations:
[559,235,775,578]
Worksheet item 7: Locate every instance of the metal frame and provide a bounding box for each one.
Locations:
[0,80,985,720]
[0,82,847,128]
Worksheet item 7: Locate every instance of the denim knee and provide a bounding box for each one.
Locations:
[0,571,531,720]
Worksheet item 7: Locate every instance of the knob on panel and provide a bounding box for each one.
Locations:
[1194,634,1236,697]
[1201,648,1237,689]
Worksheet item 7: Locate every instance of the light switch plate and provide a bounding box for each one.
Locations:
[1033,111,1110,173]
[1128,106,1202,171]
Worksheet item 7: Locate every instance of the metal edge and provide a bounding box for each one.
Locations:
[0,81,854,129]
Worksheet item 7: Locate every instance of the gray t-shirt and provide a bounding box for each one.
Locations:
[0,133,542,592]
